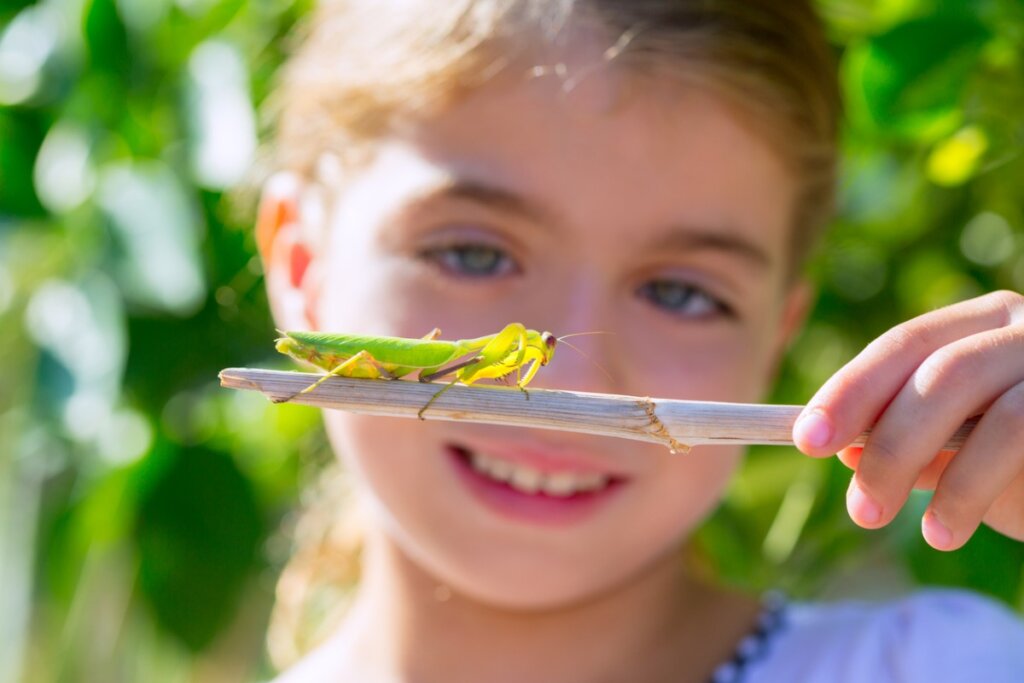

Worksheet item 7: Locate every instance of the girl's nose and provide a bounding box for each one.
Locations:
[530,281,625,396]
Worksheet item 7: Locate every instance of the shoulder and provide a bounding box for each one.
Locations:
[747,589,1024,683]
[262,630,372,683]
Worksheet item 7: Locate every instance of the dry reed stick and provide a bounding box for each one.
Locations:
[219,367,978,453]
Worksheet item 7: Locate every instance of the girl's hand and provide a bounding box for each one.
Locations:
[792,290,1024,551]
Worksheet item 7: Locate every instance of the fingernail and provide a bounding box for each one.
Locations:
[847,480,882,526]
[794,409,833,450]
[922,511,954,550]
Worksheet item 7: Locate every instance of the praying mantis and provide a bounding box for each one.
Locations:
[274,323,558,418]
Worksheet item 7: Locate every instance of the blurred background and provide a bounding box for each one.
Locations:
[1,0,1023,680]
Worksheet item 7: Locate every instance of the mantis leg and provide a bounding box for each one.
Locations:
[492,325,530,398]
[275,350,394,403]
[416,325,508,383]
[418,323,527,383]
[418,356,481,383]
[496,333,546,399]
[417,324,538,416]
[418,325,528,417]
[459,323,529,384]
[417,378,461,420]
[516,346,546,387]
[512,353,546,400]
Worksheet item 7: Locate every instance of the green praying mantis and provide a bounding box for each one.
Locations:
[274,323,558,418]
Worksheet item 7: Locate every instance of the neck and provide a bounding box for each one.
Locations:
[326,527,759,683]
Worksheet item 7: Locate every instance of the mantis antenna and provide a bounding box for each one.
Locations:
[556,331,615,384]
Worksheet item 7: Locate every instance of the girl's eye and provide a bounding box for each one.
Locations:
[637,279,731,320]
[423,244,517,278]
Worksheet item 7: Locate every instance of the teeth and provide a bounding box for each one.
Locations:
[510,468,541,494]
[466,450,612,496]
[541,472,577,497]
[489,458,514,482]
[577,473,608,492]
[471,452,513,481]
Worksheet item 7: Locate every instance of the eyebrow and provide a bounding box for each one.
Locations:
[421,179,773,269]
[428,179,559,228]
[644,227,773,271]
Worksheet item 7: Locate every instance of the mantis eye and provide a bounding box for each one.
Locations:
[541,331,556,362]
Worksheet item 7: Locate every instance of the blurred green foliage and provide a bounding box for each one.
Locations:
[1,0,1022,680]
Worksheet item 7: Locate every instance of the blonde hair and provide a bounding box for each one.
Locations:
[265,0,840,668]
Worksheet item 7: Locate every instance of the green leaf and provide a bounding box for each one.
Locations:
[82,0,131,80]
[0,111,46,217]
[133,441,264,652]
[926,125,989,186]
[843,13,991,140]
[907,524,1024,606]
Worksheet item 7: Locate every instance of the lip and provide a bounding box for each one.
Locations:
[457,436,632,477]
[445,442,629,526]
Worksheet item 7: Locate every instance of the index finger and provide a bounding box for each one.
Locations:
[793,291,1022,456]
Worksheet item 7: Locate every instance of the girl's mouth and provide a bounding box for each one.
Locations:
[445,443,628,526]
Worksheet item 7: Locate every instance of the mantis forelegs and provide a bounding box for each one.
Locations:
[417,324,534,417]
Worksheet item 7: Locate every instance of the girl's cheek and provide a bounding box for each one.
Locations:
[621,327,775,403]
[316,255,434,334]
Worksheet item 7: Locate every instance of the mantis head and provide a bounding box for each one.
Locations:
[540,331,557,364]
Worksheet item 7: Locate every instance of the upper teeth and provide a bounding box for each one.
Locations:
[469,452,611,496]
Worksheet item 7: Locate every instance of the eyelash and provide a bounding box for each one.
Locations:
[636,279,733,320]
[419,243,732,320]
[420,243,518,279]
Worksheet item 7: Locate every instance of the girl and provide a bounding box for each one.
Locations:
[255,1,1024,680]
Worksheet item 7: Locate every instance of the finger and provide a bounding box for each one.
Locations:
[836,446,860,470]
[982,467,1024,543]
[851,324,1024,528]
[793,290,1024,457]
[912,450,956,491]
[923,380,1024,551]
[841,447,956,489]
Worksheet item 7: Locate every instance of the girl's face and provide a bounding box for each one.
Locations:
[279,64,805,608]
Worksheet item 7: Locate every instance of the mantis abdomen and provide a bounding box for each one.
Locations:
[276,330,466,378]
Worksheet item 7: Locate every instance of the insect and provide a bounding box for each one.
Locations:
[274,323,558,418]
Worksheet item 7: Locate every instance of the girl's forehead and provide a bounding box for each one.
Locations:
[339,71,793,280]
[511,18,632,115]
[404,72,789,202]
[406,67,729,164]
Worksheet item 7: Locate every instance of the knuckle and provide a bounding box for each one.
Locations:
[933,474,985,520]
[878,323,929,357]
[935,471,972,506]
[988,289,1024,324]
[988,289,1024,308]
[863,434,902,469]
[987,381,1024,428]
[913,347,973,396]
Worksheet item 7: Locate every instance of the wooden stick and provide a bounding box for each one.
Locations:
[219,368,978,453]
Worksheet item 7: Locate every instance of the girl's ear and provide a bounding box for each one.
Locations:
[770,279,813,376]
[780,280,813,346]
[257,172,321,330]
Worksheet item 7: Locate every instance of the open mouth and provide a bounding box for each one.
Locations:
[445,443,627,524]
